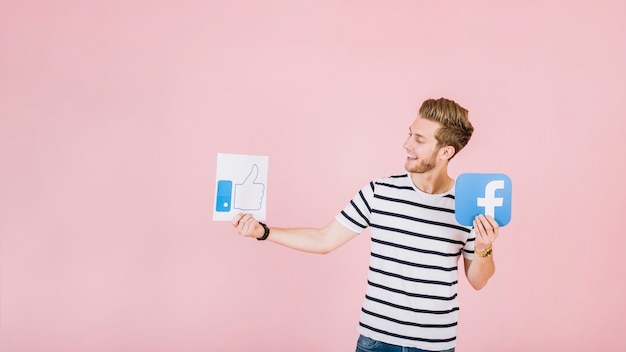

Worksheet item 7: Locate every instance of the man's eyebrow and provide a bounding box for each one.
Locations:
[409,128,425,138]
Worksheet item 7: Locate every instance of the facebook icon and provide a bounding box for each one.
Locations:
[455,173,512,227]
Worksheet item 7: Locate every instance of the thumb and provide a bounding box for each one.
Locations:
[241,164,259,184]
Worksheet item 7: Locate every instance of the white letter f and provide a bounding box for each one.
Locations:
[477,180,505,217]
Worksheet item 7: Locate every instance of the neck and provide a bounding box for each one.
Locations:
[409,170,453,194]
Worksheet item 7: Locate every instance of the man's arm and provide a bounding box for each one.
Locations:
[232,213,359,254]
[464,214,499,290]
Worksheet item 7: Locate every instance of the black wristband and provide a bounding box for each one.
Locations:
[257,222,270,241]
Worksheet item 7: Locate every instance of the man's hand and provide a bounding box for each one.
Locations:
[473,214,499,252]
[232,213,264,239]
[464,214,499,290]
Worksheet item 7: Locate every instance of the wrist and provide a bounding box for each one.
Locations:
[256,222,270,241]
[475,244,493,258]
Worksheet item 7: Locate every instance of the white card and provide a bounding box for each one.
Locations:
[213,153,269,221]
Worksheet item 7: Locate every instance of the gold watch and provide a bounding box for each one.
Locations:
[476,244,493,258]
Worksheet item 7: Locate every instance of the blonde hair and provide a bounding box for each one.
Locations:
[419,98,474,158]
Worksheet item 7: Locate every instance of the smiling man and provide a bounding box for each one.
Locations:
[233,97,499,352]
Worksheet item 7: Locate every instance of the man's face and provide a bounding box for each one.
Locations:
[403,116,443,174]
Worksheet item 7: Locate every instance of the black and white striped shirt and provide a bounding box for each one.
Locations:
[336,173,475,350]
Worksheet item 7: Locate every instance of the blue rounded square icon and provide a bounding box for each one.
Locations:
[455,173,512,227]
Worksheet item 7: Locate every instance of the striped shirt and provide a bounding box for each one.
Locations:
[336,173,475,351]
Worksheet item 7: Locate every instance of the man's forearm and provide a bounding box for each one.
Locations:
[233,215,358,254]
[466,254,495,290]
[263,227,334,254]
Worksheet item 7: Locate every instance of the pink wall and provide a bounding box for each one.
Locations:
[1,1,625,351]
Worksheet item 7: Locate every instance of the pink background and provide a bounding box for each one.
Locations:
[1,1,625,351]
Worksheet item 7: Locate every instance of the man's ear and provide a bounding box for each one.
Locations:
[440,145,456,160]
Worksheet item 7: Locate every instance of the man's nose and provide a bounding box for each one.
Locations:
[402,137,412,150]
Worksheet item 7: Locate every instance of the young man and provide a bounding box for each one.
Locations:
[233,98,499,352]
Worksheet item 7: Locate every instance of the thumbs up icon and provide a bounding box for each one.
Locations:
[234,164,266,210]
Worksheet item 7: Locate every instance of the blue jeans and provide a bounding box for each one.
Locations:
[356,335,455,352]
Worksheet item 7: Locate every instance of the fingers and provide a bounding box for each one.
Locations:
[484,215,499,231]
[232,213,259,237]
[231,213,245,227]
[473,214,499,244]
